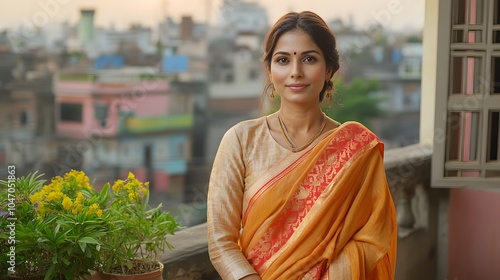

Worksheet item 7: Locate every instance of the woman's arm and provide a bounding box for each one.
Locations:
[207,127,259,279]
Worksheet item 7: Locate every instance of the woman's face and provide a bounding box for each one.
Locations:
[268,28,331,105]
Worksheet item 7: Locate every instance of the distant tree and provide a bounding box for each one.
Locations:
[373,33,388,45]
[156,40,164,56]
[323,78,387,128]
[407,35,423,43]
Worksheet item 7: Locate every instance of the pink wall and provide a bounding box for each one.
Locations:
[448,188,500,279]
[57,92,170,138]
[121,94,169,117]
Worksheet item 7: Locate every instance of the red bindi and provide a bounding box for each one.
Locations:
[293,51,297,55]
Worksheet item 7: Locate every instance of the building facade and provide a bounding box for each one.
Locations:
[53,68,194,200]
[0,34,57,178]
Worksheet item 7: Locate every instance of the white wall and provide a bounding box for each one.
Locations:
[420,0,439,145]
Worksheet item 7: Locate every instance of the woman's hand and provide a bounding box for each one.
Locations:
[240,274,262,280]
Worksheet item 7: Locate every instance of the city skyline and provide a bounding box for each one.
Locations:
[0,0,424,32]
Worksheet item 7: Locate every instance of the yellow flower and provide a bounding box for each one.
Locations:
[38,203,46,215]
[30,191,45,204]
[62,197,73,210]
[75,192,84,203]
[87,203,100,215]
[72,170,92,190]
[112,179,124,192]
[96,209,103,217]
[73,202,83,214]
[49,178,63,192]
[44,191,62,203]
[128,192,137,201]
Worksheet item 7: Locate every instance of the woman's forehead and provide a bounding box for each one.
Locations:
[273,29,322,54]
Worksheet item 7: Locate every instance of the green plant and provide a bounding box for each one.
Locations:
[0,172,49,279]
[0,170,180,278]
[96,172,180,274]
[1,170,107,280]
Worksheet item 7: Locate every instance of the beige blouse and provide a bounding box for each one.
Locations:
[207,114,292,279]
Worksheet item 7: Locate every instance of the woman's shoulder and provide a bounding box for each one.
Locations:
[229,115,268,134]
[223,115,269,141]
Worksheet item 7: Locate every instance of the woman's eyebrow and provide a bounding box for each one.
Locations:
[272,50,321,57]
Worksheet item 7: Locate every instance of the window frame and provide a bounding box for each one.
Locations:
[432,0,500,188]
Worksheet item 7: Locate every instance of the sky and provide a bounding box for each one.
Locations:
[0,0,425,32]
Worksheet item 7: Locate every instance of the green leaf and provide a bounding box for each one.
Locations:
[78,240,87,252]
[59,255,70,265]
[79,236,100,244]
[45,265,55,280]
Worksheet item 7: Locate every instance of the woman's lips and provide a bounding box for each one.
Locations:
[287,83,309,91]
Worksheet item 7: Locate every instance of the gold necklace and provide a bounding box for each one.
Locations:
[277,112,327,153]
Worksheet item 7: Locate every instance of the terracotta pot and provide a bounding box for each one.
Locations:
[92,262,164,280]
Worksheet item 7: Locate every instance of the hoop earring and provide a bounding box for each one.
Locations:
[269,85,275,101]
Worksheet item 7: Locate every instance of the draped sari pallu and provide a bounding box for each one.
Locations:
[240,122,397,280]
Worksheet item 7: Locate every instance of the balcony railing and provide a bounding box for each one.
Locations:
[157,143,447,280]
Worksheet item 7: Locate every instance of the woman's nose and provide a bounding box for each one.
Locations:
[290,60,303,78]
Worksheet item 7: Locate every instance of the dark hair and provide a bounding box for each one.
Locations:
[263,11,340,101]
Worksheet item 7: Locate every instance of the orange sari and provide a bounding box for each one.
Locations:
[240,122,397,279]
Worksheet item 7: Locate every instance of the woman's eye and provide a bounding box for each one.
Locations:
[304,56,316,62]
[276,57,289,64]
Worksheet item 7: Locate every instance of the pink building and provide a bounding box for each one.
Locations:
[54,68,194,197]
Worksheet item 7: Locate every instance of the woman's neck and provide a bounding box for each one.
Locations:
[277,106,324,134]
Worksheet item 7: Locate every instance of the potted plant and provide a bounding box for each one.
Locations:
[1,172,48,279]
[93,172,180,279]
[0,171,107,280]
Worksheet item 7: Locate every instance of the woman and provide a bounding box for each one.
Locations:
[207,11,397,280]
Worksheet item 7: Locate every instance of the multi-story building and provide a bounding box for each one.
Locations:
[217,0,269,34]
[53,67,195,201]
[0,33,57,178]
[343,40,423,148]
